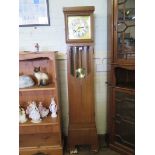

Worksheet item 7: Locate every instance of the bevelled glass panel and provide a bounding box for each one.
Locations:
[117,22,127,33]
[115,91,135,121]
[114,90,135,149]
[115,120,135,149]
[117,0,135,60]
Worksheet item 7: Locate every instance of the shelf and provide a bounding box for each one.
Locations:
[19,51,56,61]
[19,115,59,127]
[118,19,135,23]
[115,84,134,89]
[115,86,135,92]
[19,133,60,149]
[19,115,60,134]
[19,83,56,92]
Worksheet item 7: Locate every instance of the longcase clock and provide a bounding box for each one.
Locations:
[63,6,99,152]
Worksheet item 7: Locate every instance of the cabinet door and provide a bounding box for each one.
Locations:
[112,88,135,150]
[114,0,135,64]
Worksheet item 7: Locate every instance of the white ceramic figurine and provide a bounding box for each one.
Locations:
[26,101,42,123]
[49,97,57,118]
[19,75,35,88]
[19,106,27,123]
[38,102,49,118]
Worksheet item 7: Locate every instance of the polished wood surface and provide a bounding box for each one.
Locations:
[19,52,63,155]
[20,147,63,155]
[63,6,95,12]
[19,115,60,134]
[19,83,56,92]
[20,115,59,127]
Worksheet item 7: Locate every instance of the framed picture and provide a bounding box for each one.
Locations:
[19,0,50,27]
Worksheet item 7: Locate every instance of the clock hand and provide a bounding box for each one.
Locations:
[77,26,84,30]
[74,26,84,32]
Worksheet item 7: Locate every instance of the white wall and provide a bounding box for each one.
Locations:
[19,0,107,135]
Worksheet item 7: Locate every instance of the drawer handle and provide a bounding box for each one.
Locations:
[33,152,48,155]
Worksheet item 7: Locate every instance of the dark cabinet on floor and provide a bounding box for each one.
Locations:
[107,0,135,154]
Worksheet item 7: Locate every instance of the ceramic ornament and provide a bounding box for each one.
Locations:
[19,75,35,88]
[49,97,57,118]
[38,102,49,118]
[33,66,49,86]
[26,101,42,123]
[19,106,27,123]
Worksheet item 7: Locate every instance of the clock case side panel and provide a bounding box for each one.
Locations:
[63,7,95,44]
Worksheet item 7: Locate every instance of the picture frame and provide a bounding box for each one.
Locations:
[19,0,50,27]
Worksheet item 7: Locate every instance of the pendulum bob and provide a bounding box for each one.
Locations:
[75,68,86,79]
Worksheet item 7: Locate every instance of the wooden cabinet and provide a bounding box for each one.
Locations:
[19,52,63,155]
[107,0,135,154]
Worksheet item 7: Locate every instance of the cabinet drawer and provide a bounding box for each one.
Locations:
[20,124,59,134]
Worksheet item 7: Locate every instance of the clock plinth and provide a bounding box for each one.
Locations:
[63,6,98,152]
[68,124,99,152]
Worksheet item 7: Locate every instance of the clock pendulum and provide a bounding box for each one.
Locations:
[63,6,99,153]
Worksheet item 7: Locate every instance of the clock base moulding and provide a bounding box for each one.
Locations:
[67,124,99,152]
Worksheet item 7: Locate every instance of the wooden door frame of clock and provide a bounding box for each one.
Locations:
[63,6,95,43]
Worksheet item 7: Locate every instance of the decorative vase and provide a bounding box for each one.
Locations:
[19,106,27,123]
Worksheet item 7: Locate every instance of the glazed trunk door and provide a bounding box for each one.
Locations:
[114,0,135,64]
[68,46,94,124]
[112,88,135,150]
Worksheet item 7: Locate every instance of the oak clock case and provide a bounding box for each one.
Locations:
[107,0,135,155]
[63,6,99,152]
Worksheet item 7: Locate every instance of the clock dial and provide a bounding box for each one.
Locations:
[68,16,91,40]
